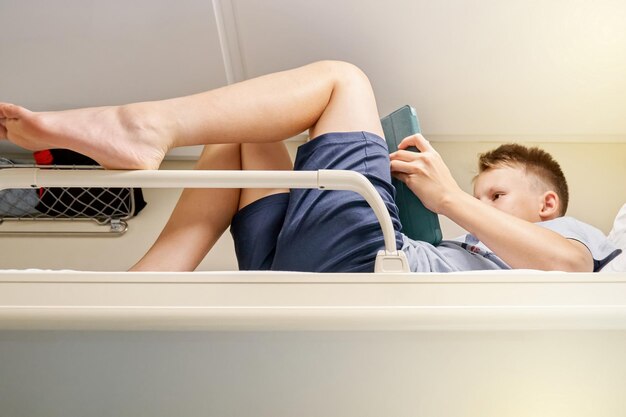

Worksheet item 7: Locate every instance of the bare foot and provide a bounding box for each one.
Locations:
[0,102,173,170]
[0,117,7,139]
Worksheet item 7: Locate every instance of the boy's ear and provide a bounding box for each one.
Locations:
[539,191,560,220]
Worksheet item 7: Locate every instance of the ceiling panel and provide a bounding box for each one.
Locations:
[231,0,626,139]
[1,0,625,153]
[0,0,227,110]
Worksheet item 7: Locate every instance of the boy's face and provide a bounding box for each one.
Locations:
[473,165,548,223]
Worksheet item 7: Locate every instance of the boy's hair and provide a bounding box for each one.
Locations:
[477,144,569,215]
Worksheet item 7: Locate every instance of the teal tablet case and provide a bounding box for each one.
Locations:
[381,105,442,245]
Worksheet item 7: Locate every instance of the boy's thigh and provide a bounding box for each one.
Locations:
[238,142,293,210]
[271,131,403,272]
[308,61,384,140]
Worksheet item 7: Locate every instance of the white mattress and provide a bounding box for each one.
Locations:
[2,270,626,331]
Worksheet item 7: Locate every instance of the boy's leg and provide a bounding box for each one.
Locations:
[130,144,242,271]
[0,61,382,170]
[131,141,293,272]
[238,142,292,210]
[270,131,404,272]
[230,142,294,270]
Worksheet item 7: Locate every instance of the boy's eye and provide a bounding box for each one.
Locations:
[492,193,503,201]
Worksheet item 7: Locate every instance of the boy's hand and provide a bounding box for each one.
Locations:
[389,134,463,214]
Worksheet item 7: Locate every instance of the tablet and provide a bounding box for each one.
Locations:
[381,105,442,245]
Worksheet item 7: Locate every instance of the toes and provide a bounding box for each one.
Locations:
[0,103,12,118]
[0,103,29,119]
[0,103,31,140]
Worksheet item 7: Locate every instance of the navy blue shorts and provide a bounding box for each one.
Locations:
[230,131,403,272]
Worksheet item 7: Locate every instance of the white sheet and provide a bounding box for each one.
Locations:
[603,203,626,272]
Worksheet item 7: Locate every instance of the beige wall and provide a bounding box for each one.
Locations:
[0,141,624,271]
[435,141,626,239]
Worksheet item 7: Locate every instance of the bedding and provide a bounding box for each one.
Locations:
[601,204,626,272]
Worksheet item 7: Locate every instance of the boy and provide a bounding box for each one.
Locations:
[396,141,620,272]
[0,61,619,272]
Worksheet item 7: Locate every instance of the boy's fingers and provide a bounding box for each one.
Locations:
[0,119,6,139]
[412,134,435,153]
[392,171,408,183]
[389,159,415,174]
[397,134,418,149]
[390,149,420,162]
[397,134,434,153]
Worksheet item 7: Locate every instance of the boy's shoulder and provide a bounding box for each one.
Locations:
[537,216,602,237]
[537,216,621,271]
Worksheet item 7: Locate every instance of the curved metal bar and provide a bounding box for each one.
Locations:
[0,168,409,271]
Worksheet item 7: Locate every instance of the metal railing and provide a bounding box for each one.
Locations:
[0,168,409,272]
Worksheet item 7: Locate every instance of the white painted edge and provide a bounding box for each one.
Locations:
[211,0,245,84]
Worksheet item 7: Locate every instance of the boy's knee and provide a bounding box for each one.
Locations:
[306,60,381,139]
[313,60,372,89]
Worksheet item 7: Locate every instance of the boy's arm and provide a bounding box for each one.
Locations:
[438,191,593,271]
[390,135,594,272]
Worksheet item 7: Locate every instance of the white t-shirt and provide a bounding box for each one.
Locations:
[401,216,621,272]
